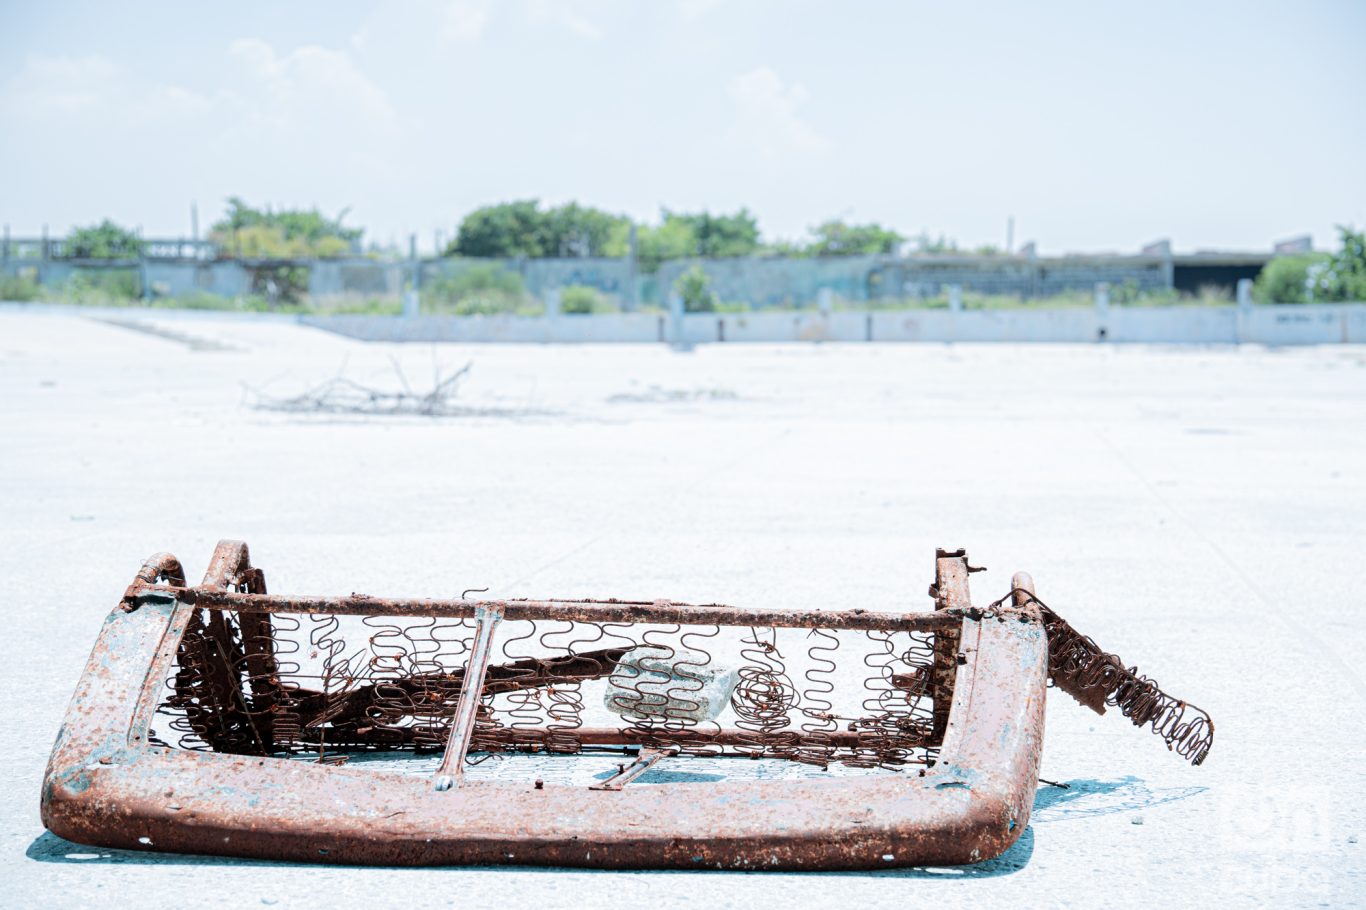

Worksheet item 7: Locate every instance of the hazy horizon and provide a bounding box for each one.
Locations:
[2,0,1363,255]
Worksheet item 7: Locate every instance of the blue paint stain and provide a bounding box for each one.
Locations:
[58,769,93,795]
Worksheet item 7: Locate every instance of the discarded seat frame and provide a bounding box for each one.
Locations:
[42,541,1212,869]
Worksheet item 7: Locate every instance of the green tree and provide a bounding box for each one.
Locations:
[211,197,360,259]
[667,209,760,258]
[446,200,629,259]
[1254,254,1328,303]
[540,202,630,258]
[1313,226,1366,301]
[760,239,807,257]
[805,220,902,256]
[633,208,762,270]
[636,216,697,272]
[910,232,958,254]
[448,200,546,258]
[65,220,143,259]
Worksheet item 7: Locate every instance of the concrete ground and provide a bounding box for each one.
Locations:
[2,309,1363,908]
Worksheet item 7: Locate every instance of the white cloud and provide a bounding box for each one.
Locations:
[522,0,604,39]
[440,0,492,43]
[3,54,121,112]
[677,0,724,20]
[0,53,209,119]
[726,66,830,163]
[226,39,397,128]
[0,41,400,179]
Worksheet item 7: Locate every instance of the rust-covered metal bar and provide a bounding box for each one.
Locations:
[589,746,680,791]
[43,540,1210,870]
[434,603,502,790]
[125,586,969,631]
[928,548,979,747]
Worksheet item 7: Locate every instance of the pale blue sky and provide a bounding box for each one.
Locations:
[2,1,1362,254]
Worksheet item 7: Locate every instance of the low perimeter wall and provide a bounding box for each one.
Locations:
[2,301,1361,345]
[302,304,1365,345]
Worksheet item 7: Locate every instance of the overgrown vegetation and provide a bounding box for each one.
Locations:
[0,272,42,301]
[1314,226,1366,301]
[447,201,627,259]
[65,220,144,259]
[674,265,717,312]
[248,264,311,306]
[646,209,762,263]
[421,264,539,315]
[1253,254,1328,303]
[210,197,361,259]
[61,269,143,304]
[558,284,615,314]
[802,220,903,256]
[1254,226,1365,303]
[444,201,910,270]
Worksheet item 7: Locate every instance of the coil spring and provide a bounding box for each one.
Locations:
[497,619,554,752]
[796,627,840,766]
[995,587,1216,765]
[854,630,935,767]
[159,610,945,770]
[730,627,799,757]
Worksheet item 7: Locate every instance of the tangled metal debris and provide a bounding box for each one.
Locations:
[247,361,472,416]
[42,542,1212,869]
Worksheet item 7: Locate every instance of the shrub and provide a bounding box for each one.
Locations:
[63,268,142,304]
[65,220,143,259]
[558,284,614,314]
[248,264,310,305]
[1193,284,1232,305]
[1254,253,1329,303]
[151,292,235,311]
[423,264,537,315]
[0,272,42,301]
[674,265,717,312]
[209,198,360,259]
[325,296,403,316]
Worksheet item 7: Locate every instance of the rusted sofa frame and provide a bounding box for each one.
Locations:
[43,541,1048,869]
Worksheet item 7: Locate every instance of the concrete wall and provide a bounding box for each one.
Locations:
[419,257,636,302]
[656,256,885,307]
[3,252,1220,309]
[308,260,403,297]
[653,256,1170,307]
[144,261,252,297]
[296,303,1365,346]
[3,300,1360,344]
[1240,303,1366,344]
[303,312,667,343]
[3,258,256,298]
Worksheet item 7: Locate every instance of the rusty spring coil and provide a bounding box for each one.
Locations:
[155,612,945,770]
[992,588,1215,765]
